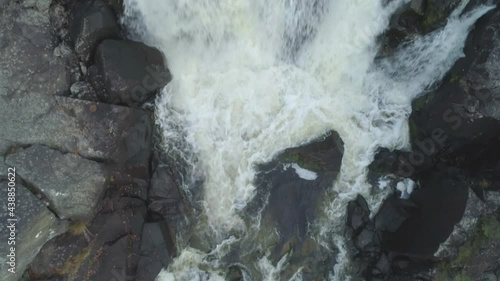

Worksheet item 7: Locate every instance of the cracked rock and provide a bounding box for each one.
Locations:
[6,145,107,220]
[0,182,68,281]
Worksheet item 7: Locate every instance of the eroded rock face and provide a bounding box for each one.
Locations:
[0,182,68,281]
[0,0,166,280]
[90,39,172,107]
[6,145,107,220]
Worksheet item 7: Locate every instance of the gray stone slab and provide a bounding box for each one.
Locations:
[0,182,68,281]
[6,145,107,220]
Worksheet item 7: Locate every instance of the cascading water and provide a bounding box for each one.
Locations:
[122,0,494,280]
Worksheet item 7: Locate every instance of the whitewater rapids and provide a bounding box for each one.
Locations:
[123,0,493,279]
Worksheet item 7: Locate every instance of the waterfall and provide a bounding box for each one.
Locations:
[122,0,493,280]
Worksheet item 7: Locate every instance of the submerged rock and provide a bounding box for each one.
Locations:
[90,39,172,107]
[6,145,107,220]
[0,182,68,281]
[250,131,344,280]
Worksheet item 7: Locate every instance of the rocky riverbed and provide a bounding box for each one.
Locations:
[0,0,499,281]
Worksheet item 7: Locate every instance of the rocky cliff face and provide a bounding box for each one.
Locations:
[0,1,178,280]
[354,1,500,280]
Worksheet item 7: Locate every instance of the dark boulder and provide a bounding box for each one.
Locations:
[248,131,344,280]
[136,222,171,281]
[381,167,468,257]
[90,39,172,107]
[148,166,185,219]
[409,7,500,177]
[69,0,120,62]
[374,196,417,234]
[347,195,371,234]
[378,0,467,57]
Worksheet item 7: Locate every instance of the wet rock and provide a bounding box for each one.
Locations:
[148,166,184,219]
[91,39,172,107]
[226,266,243,281]
[382,167,469,257]
[249,131,344,280]
[107,0,125,18]
[410,8,500,170]
[136,222,171,281]
[368,148,413,179]
[6,145,107,220]
[0,182,68,281]
[423,0,461,30]
[435,188,485,258]
[374,195,416,233]
[371,254,390,277]
[356,229,379,253]
[112,109,153,180]
[410,0,426,15]
[69,0,120,62]
[347,195,371,233]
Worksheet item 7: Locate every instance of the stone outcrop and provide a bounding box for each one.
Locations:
[136,222,171,281]
[0,182,68,281]
[248,131,344,280]
[90,39,171,107]
[69,0,120,62]
[6,145,107,220]
[0,0,174,280]
[359,4,500,280]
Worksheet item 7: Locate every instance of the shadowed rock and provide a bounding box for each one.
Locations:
[90,39,172,107]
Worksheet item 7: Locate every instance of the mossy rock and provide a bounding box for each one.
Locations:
[421,0,461,32]
[279,151,323,171]
[412,91,435,113]
[436,210,500,279]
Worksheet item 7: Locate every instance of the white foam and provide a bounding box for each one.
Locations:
[396,178,417,199]
[285,163,318,180]
[122,0,494,280]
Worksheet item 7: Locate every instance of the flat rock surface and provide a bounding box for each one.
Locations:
[6,145,106,220]
[0,181,67,281]
[0,156,7,180]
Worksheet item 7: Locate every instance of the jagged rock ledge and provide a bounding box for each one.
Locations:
[0,0,181,281]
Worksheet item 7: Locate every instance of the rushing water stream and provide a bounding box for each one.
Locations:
[122,0,493,280]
